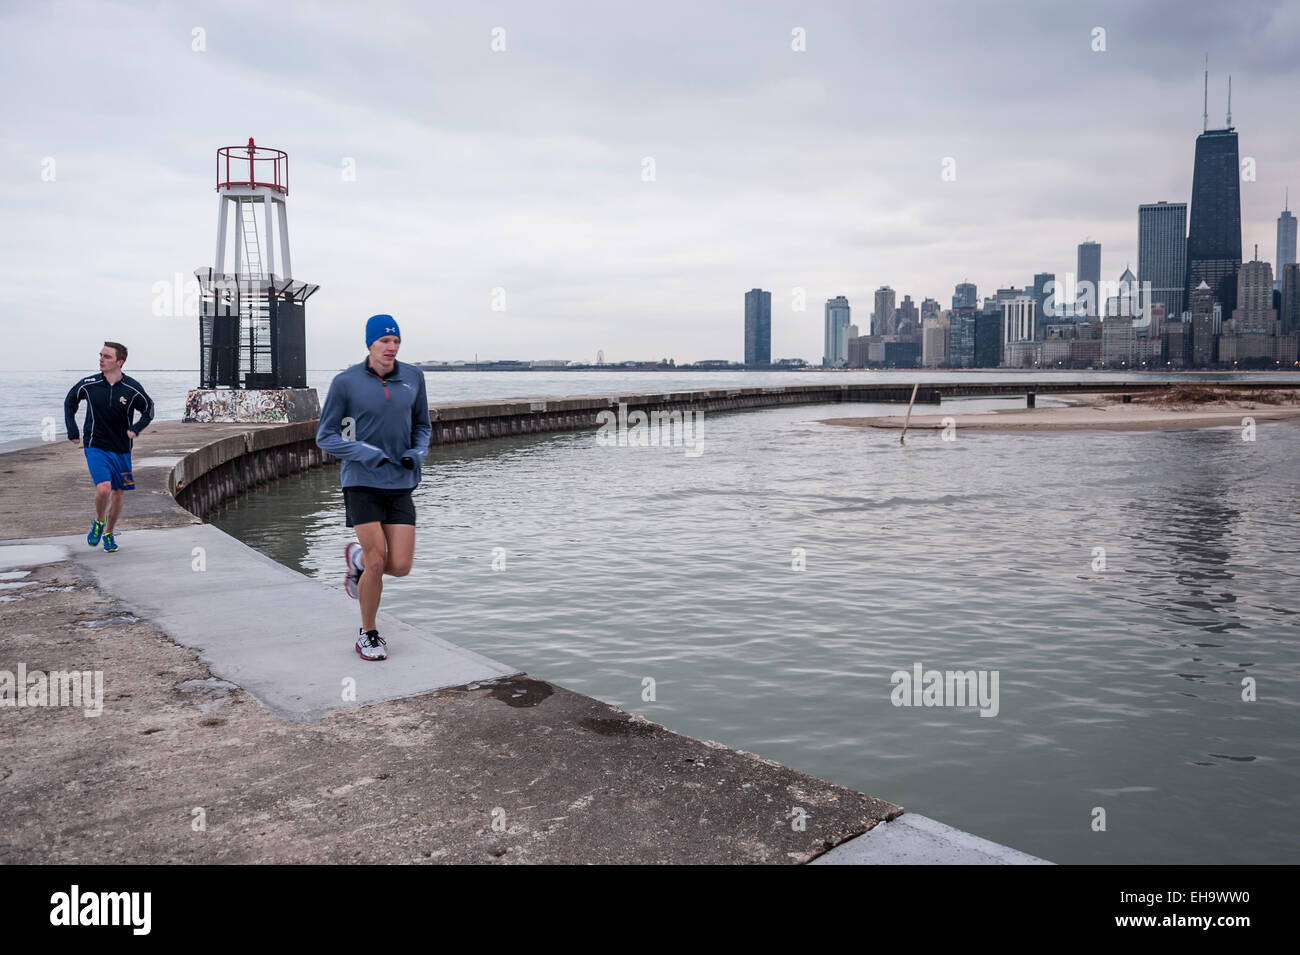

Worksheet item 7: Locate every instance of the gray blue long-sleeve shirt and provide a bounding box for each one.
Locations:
[315,358,432,489]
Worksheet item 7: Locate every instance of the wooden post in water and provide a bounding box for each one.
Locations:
[900,382,920,445]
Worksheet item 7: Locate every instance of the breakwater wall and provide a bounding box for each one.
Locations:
[169,380,1300,517]
[425,384,934,445]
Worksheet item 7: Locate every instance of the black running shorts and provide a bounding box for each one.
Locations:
[343,486,417,527]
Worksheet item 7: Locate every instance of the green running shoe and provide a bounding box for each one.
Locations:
[87,520,104,547]
[102,533,118,553]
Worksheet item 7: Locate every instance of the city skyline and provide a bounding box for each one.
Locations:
[3,1,1298,369]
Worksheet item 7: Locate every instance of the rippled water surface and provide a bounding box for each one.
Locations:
[208,395,1300,864]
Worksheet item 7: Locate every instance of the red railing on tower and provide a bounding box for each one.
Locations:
[216,138,289,195]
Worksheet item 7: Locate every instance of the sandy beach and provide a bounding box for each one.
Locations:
[818,386,1300,433]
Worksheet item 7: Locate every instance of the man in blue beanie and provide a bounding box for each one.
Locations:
[315,314,431,660]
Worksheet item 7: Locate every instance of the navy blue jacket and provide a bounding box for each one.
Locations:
[64,373,155,454]
[316,359,432,489]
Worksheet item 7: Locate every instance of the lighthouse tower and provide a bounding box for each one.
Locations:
[184,138,321,423]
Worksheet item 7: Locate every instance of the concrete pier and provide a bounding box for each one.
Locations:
[0,386,1055,863]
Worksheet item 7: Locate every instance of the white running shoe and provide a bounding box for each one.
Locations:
[344,542,363,599]
[356,629,387,661]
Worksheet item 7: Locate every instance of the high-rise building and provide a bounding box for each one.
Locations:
[1281,263,1300,337]
[1190,280,1217,366]
[921,298,941,321]
[922,315,948,367]
[895,295,919,335]
[974,310,1002,368]
[744,288,771,366]
[1231,257,1276,333]
[1077,241,1101,317]
[1106,267,1140,319]
[873,286,896,336]
[1031,272,1054,337]
[823,296,851,367]
[1001,295,1035,346]
[952,282,977,310]
[948,308,977,367]
[1278,199,1297,291]
[1186,125,1242,309]
[1138,201,1187,317]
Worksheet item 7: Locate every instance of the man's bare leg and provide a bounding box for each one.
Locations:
[105,489,124,534]
[93,481,111,522]
[355,521,388,632]
[381,523,415,579]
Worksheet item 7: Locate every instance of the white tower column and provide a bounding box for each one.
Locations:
[214,195,230,275]
[276,198,292,280]
[263,193,276,278]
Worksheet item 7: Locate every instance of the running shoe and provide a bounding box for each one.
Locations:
[102,533,118,553]
[87,520,105,547]
[355,629,387,661]
[344,542,363,599]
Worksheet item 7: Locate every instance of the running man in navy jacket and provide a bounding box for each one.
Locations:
[65,341,154,553]
[316,315,431,660]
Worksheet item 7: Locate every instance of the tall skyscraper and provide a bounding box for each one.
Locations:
[1231,257,1275,333]
[744,288,771,366]
[1077,241,1101,317]
[895,294,919,335]
[1281,264,1300,337]
[952,282,977,310]
[873,286,896,336]
[1001,296,1035,344]
[823,295,851,367]
[974,309,1002,368]
[948,308,977,367]
[1185,116,1242,309]
[922,316,948,367]
[1190,280,1217,366]
[1278,197,1297,291]
[1031,272,1054,337]
[1138,201,1188,317]
[1106,267,1140,319]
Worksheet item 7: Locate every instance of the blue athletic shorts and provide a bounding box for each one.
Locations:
[84,448,134,490]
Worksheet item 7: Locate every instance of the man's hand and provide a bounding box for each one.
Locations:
[400,455,415,469]
[126,430,137,439]
[68,438,79,444]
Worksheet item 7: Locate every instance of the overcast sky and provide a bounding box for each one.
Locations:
[2,0,1297,371]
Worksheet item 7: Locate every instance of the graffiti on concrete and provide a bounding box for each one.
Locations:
[183,389,306,423]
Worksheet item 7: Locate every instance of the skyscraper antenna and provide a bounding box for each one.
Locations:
[1203,53,1208,133]
[1227,75,1232,127]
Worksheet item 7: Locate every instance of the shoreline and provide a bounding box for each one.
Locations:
[818,390,1300,433]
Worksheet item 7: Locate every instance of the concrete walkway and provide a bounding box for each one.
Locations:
[812,813,1051,865]
[3,526,517,722]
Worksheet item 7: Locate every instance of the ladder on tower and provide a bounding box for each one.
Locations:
[239,201,263,280]
[235,200,272,381]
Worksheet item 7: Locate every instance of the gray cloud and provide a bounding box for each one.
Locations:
[1,0,1295,369]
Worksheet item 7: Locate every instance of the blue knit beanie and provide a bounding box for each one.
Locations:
[366,314,401,347]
